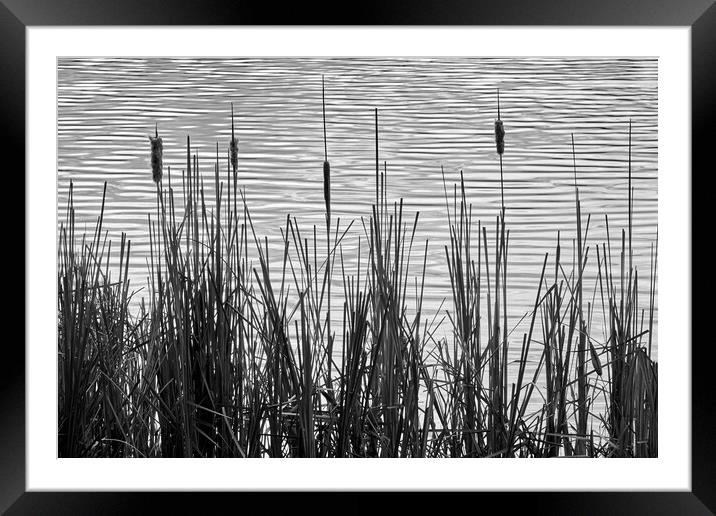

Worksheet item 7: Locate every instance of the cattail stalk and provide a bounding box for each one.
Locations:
[494,90,505,213]
[322,75,333,422]
[322,77,331,220]
[628,119,632,275]
[149,124,163,334]
[375,108,379,211]
[571,132,588,455]
[230,102,239,174]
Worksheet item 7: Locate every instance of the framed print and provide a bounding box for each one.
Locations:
[4,0,712,513]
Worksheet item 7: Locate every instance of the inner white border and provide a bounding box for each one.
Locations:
[27,27,691,491]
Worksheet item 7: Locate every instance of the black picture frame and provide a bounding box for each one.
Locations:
[4,1,711,513]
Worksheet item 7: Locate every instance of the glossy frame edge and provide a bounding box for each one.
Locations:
[4,0,713,513]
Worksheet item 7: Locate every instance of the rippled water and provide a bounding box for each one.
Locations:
[57,57,658,359]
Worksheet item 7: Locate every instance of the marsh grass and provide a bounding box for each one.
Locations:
[57,101,657,458]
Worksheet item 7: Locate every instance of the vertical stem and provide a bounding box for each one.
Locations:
[571,133,587,455]
[497,89,505,216]
[322,76,328,162]
[628,119,633,275]
[499,155,505,217]
[322,75,332,393]
[375,108,379,211]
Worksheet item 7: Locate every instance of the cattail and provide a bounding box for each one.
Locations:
[321,75,333,386]
[494,90,505,155]
[230,102,238,173]
[495,89,506,213]
[149,123,163,184]
[322,76,330,219]
[494,119,505,155]
[323,160,331,219]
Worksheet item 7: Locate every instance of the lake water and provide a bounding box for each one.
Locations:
[57,57,658,366]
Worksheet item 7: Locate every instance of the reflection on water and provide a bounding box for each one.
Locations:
[57,57,658,359]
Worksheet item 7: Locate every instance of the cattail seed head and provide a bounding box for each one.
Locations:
[323,160,331,219]
[149,126,163,184]
[230,137,238,172]
[494,119,505,155]
[230,102,238,173]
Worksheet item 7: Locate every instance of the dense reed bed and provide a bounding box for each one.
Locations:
[58,101,657,458]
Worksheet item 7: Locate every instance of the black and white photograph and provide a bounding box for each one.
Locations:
[56,56,659,459]
[0,1,707,509]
